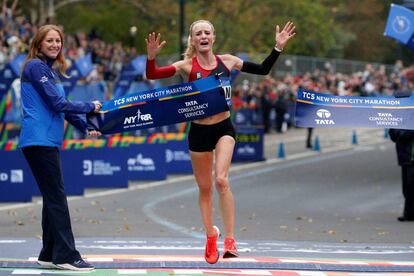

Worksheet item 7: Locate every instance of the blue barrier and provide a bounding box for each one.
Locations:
[165,140,192,174]
[64,147,129,189]
[232,127,265,162]
[31,149,99,196]
[126,144,167,181]
[0,151,34,202]
[31,144,167,196]
[233,108,254,127]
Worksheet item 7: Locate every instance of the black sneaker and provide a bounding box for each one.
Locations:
[398,215,414,222]
[55,259,94,271]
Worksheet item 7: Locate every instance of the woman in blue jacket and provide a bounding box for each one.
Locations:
[19,25,101,271]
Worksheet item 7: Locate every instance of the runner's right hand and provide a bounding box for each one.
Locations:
[146,32,166,60]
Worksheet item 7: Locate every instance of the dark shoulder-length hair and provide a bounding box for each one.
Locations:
[24,24,68,77]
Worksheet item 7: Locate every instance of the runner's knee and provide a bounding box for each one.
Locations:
[215,175,230,193]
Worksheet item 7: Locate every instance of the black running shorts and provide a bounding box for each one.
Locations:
[188,117,236,152]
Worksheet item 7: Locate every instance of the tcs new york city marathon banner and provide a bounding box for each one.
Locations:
[295,89,414,129]
[91,75,231,134]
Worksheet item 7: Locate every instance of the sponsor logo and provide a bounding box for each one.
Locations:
[369,112,403,127]
[315,109,335,125]
[39,76,48,83]
[0,170,23,182]
[123,109,153,127]
[316,109,331,119]
[128,154,155,171]
[392,16,410,34]
[83,160,121,176]
[0,173,8,181]
[235,112,246,124]
[237,145,256,155]
[166,149,191,163]
[10,170,23,183]
[177,100,208,119]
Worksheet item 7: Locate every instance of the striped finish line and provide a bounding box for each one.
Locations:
[1,255,414,273]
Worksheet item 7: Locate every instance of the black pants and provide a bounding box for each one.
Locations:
[401,165,414,217]
[22,146,81,264]
[306,128,313,148]
[275,111,285,133]
[262,109,271,134]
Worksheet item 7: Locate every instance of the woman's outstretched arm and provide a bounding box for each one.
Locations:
[145,32,177,79]
[230,21,296,75]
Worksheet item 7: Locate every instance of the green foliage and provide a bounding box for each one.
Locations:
[18,0,413,63]
[55,0,179,53]
[182,0,353,59]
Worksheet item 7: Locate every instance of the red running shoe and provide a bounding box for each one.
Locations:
[223,237,239,258]
[204,226,220,264]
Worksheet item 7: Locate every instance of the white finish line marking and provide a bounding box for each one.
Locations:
[118,270,147,274]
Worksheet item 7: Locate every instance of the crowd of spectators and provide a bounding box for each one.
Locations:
[2,5,414,135]
[0,4,137,84]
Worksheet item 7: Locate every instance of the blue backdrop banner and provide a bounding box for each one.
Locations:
[63,148,129,189]
[232,127,264,162]
[91,75,230,134]
[0,151,34,202]
[295,89,414,129]
[165,140,192,174]
[126,144,167,181]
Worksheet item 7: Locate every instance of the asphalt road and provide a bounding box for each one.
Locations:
[0,128,411,244]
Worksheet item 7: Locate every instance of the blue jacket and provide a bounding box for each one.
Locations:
[19,58,95,148]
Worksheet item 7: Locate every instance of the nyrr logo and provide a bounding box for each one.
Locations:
[315,109,335,125]
[127,154,155,171]
[392,16,410,34]
[124,109,153,125]
[237,145,255,155]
